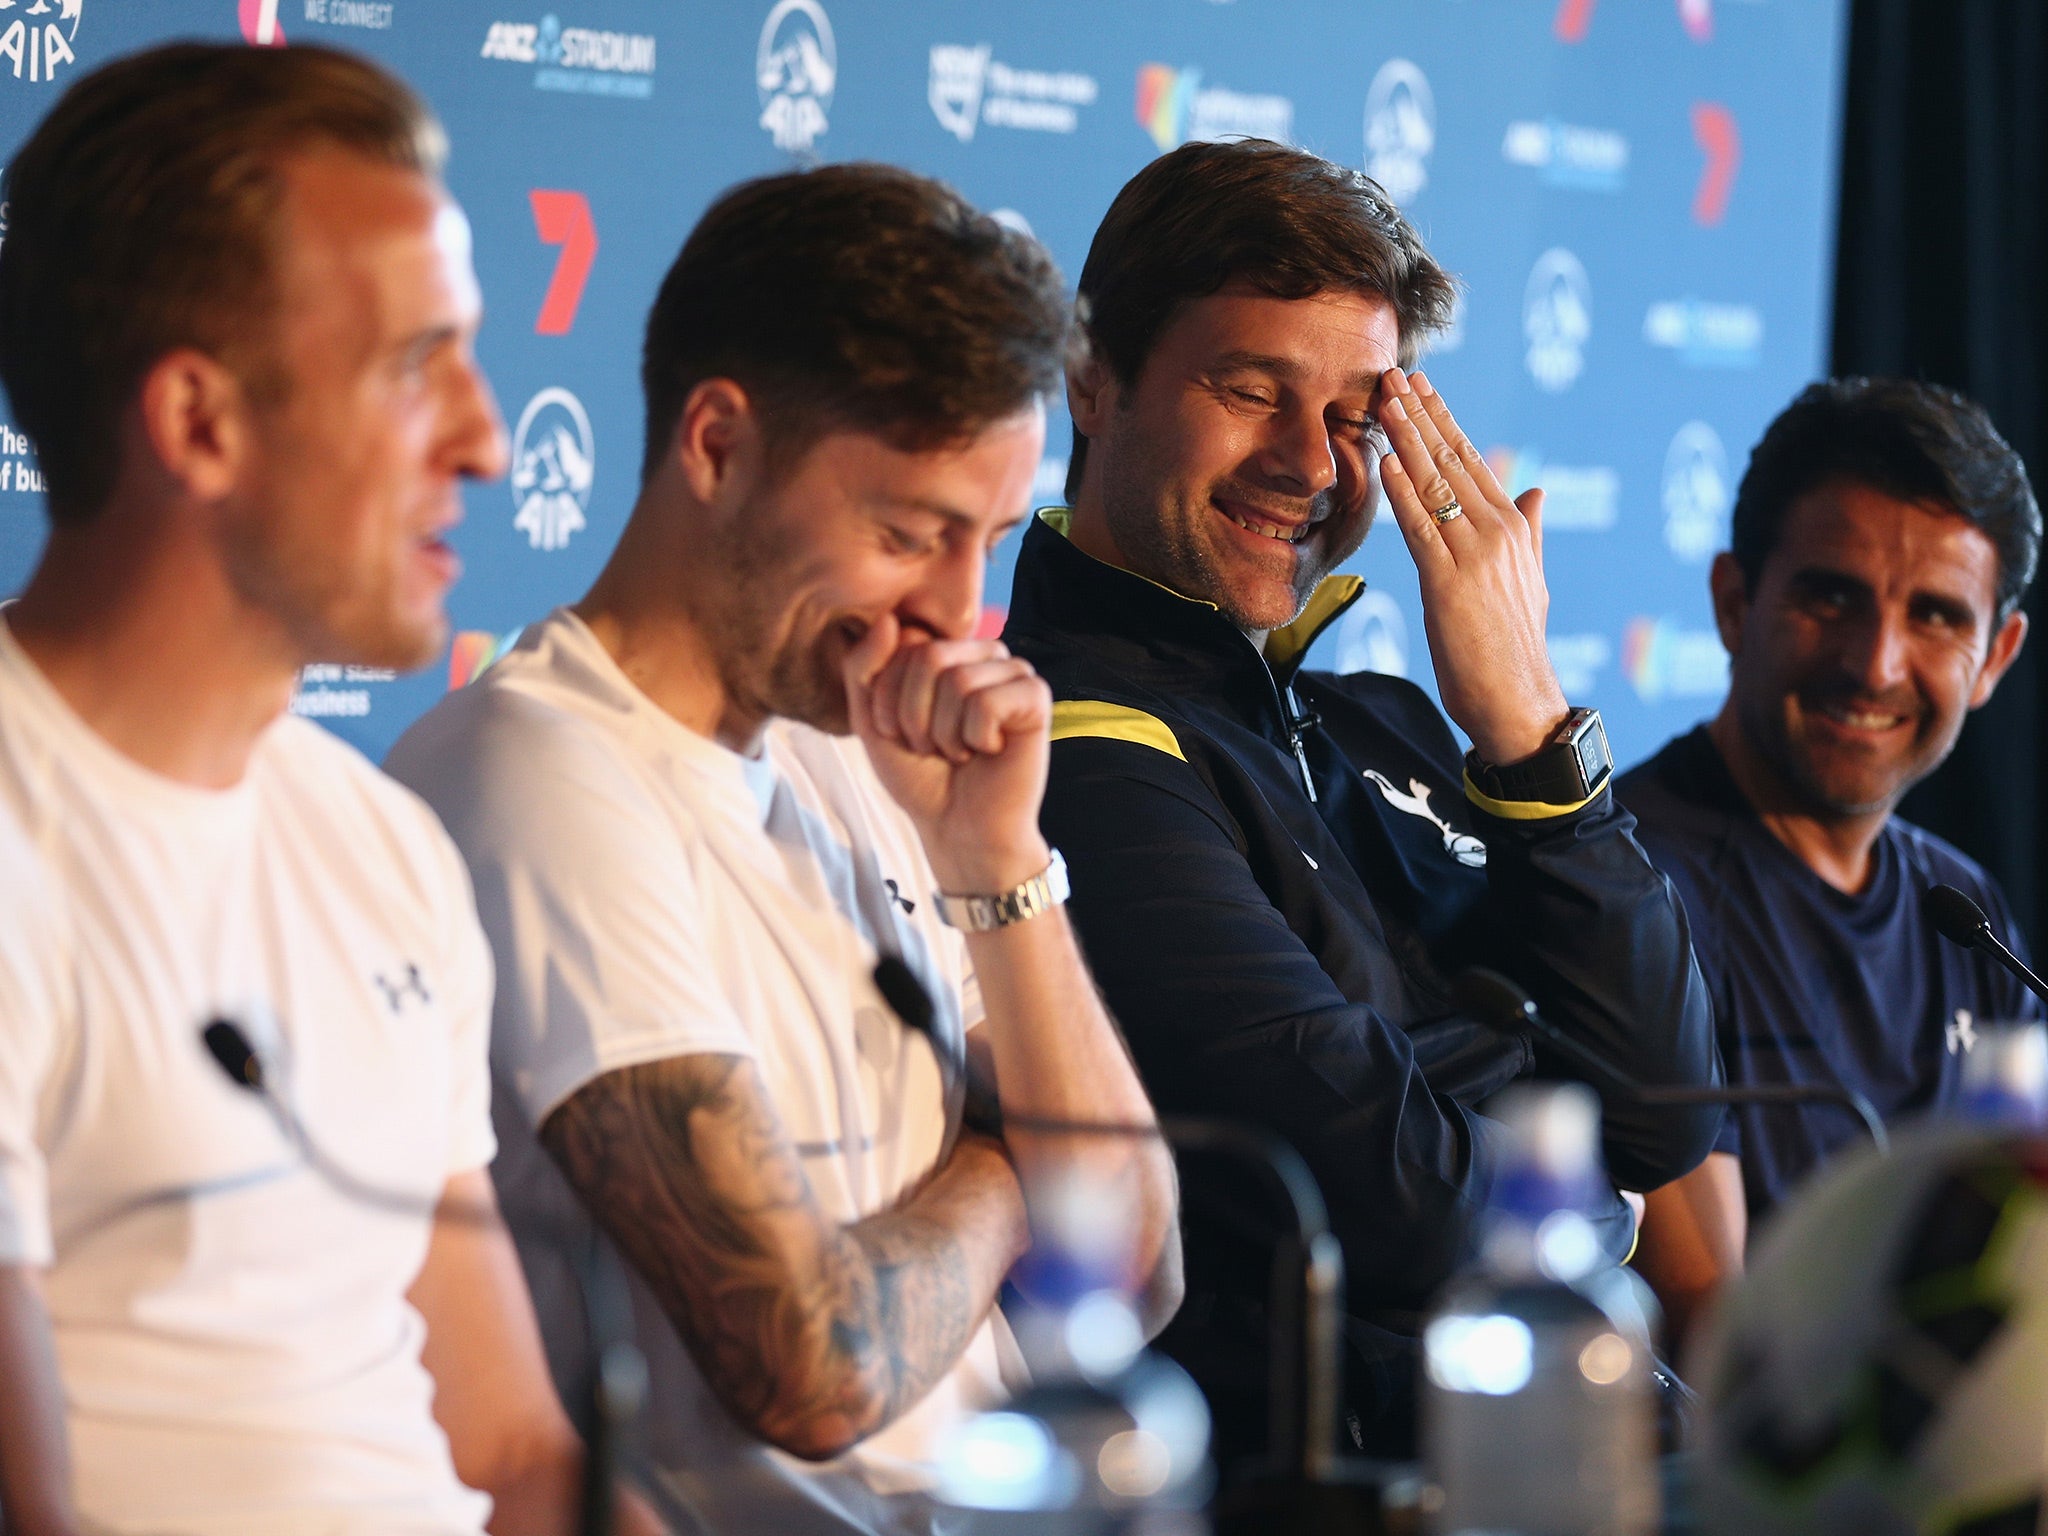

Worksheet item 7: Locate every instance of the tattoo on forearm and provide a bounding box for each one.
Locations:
[541,1054,985,1454]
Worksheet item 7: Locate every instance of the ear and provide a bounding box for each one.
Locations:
[670,378,762,512]
[1969,608,2029,708]
[135,347,249,504]
[1708,552,1750,657]
[1065,341,1117,438]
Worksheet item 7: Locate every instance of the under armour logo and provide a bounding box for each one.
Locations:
[1947,1009,1978,1056]
[1363,769,1488,869]
[373,963,433,1013]
[884,879,917,916]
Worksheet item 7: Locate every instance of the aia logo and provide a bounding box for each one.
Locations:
[510,386,594,552]
[1,0,84,84]
[757,0,835,156]
[238,0,285,46]
[530,190,596,335]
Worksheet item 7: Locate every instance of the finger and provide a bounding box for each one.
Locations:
[930,657,1036,762]
[958,672,1053,757]
[842,613,901,742]
[1517,486,1546,570]
[1388,371,1490,534]
[1376,438,1458,575]
[1409,371,1510,510]
[890,637,1008,756]
[1376,377,1477,548]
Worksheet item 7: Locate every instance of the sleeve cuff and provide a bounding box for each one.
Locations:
[1462,770,1605,822]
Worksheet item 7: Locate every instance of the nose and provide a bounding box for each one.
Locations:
[1838,608,1913,693]
[447,351,510,483]
[901,538,985,642]
[1251,404,1339,499]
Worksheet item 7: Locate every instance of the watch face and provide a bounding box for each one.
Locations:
[1573,715,1612,783]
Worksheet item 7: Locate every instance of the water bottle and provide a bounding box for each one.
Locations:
[1421,1083,1658,1536]
[936,1168,1212,1534]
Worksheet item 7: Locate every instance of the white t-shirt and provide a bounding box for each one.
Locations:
[0,618,498,1536]
[386,608,1015,1536]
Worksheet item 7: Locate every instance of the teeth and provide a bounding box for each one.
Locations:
[1226,510,1307,542]
[1822,704,1905,730]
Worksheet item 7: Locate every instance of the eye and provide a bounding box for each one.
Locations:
[880,523,931,557]
[1227,387,1274,409]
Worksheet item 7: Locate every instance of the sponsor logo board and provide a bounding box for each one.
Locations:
[481,14,656,99]
[1,0,83,85]
[530,190,596,336]
[290,663,395,720]
[1662,420,1731,562]
[1643,298,1763,367]
[511,387,595,552]
[1501,118,1628,192]
[1362,59,1433,203]
[1485,448,1619,533]
[1135,64,1292,153]
[758,0,834,154]
[1622,616,1727,703]
[929,45,1097,143]
[449,628,524,690]
[1333,588,1410,679]
[297,0,394,30]
[1524,247,1591,393]
[1548,632,1613,697]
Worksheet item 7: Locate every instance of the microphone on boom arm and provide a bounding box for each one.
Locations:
[200,1018,655,1536]
[1924,883,2048,1010]
[1452,968,1890,1154]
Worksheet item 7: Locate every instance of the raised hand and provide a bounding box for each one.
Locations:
[842,613,1053,894]
[1375,368,1570,767]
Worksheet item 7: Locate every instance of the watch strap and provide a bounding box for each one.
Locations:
[934,849,1071,932]
[1466,708,1613,807]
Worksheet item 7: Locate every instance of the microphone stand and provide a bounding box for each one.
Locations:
[1453,970,1889,1154]
[202,1020,652,1536]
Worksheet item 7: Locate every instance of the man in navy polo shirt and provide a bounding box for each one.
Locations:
[1622,377,2043,1344]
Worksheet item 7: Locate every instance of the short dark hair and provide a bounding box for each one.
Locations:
[640,163,1070,481]
[0,42,446,524]
[1067,137,1456,500]
[1732,377,2042,619]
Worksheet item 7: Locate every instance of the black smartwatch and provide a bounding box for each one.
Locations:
[1466,707,1613,804]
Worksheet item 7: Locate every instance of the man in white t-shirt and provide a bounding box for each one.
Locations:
[388,164,1184,1534]
[0,44,658,1536]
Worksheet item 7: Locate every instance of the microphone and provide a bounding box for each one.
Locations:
[1454,969,1889,1155]
[201,1018,650,1536]
[1924,883,2048,1009]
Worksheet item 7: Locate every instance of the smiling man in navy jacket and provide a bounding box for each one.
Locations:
[1001,138,1721,1463]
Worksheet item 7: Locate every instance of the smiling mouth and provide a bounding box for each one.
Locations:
[1217,500,1313,544]
[1811,698,1912,732]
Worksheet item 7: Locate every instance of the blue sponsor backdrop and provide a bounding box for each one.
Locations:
[0,0,1846,768]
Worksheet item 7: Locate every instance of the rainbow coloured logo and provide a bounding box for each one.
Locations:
[448,628,524,691]
[1134,63,1195,153]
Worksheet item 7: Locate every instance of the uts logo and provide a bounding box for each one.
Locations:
[510,387,594,552]
[1,0,83,85]
[1362,59,1434,204]
[1523,247,1591,393]
[1135,64,1292,154]
[1662,420,1731,562]
[1622,616,1728,704]
[448,628,523,690]
[239,0,285,45]
[1333,588,1409,679]
[757,0,835,156]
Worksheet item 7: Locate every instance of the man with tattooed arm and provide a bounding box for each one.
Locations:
[388,165,1180,1536]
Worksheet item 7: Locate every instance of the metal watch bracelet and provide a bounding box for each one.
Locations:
[933,849,1071,932]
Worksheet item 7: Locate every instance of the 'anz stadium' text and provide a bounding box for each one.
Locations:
[481,21,656,98]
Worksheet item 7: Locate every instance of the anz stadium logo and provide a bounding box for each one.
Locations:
[757,0,835,156]
[510,386,594,553]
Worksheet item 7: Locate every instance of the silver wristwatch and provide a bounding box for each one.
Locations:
[933,850,1071,932]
